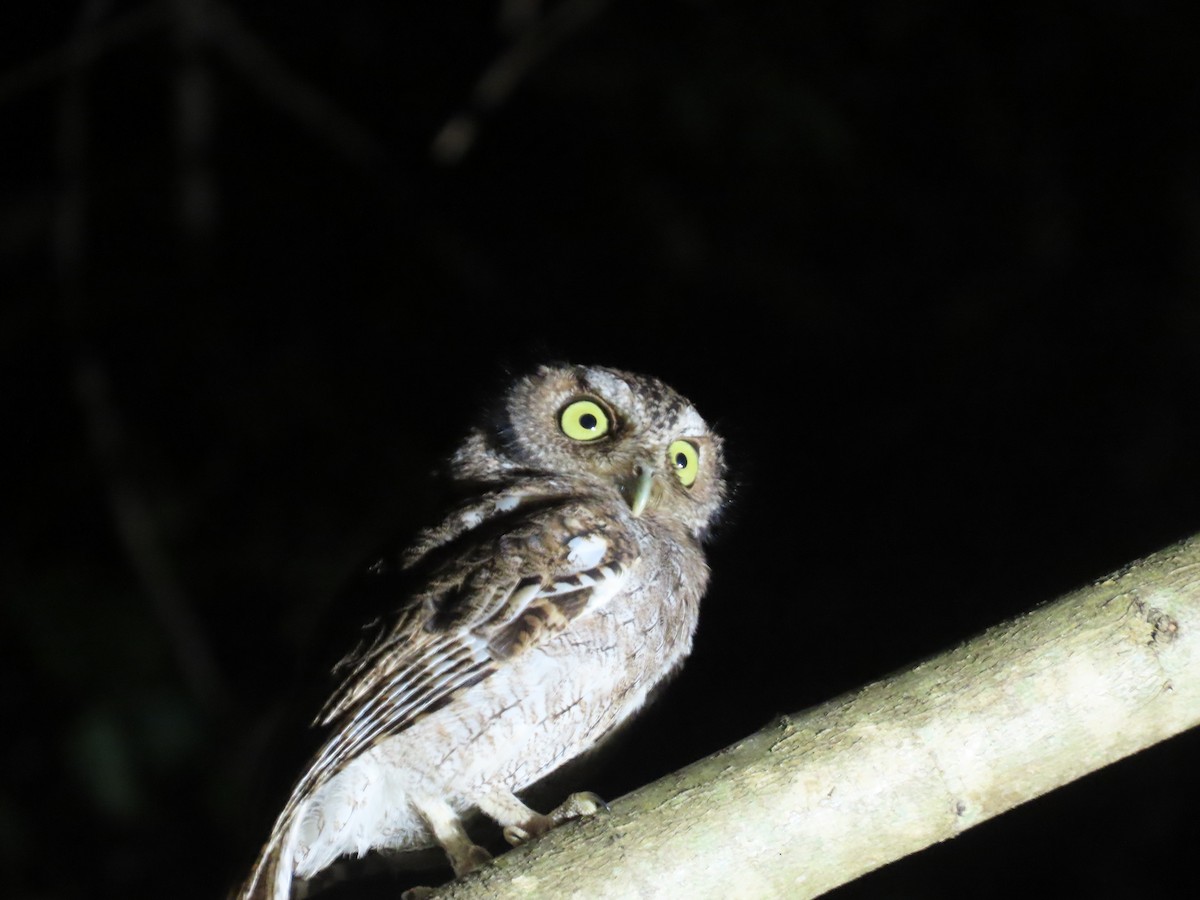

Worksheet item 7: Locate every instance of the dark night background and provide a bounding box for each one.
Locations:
[4,2,1199,898]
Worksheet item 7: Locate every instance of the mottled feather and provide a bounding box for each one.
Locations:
[235,365,726,900]
[273,488,637,835]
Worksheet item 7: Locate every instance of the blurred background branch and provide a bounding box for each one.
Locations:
[432,0,610,164]
[0,1,168,106]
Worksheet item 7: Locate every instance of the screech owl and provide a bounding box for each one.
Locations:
[237,364,727,900]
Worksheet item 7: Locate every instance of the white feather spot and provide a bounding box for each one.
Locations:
[495,494,520,513]
[566,534,607,569]
[460,509,483,529]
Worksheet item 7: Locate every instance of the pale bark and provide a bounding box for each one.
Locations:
[436,533,1200,898]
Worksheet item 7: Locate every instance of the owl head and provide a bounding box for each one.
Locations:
[451,364,726,541]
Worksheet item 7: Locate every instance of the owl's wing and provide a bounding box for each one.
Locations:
[290,497,637,805]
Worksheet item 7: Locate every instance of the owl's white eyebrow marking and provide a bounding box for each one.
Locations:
[579,369,636,411]
[566,534,607,569]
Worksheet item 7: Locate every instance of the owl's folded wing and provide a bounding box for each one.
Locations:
[289,500,637,807]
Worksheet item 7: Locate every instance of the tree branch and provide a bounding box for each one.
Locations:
[55,0,228,713]
[206,0,386,168]
[435,532,1200,897]
[0,0,168,106]
[430,0,610,165]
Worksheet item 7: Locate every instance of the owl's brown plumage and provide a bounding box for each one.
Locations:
[237,364,727,900]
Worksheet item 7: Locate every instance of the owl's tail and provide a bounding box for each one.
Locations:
[234,816,298,900]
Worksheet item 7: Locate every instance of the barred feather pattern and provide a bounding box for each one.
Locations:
[236,365,726,900]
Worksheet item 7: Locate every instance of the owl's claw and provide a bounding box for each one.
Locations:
[399,843,491,899]
[487,789,608,848]
[549,791,609,826]
[453,843,493,877]
[502,823,534,846]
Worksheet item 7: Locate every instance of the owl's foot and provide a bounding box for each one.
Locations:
[401,844,490,900]
[479,788,609,847]
[452,843,494,877]
[549,790,609,826]
[412,796,494,879]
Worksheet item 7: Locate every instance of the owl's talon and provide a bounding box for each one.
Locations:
[454,843,493,877]
[503,824,533,846]
[549,790,609,825]
[496,791,603,848]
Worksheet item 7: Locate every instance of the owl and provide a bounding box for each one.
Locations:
[237,364,727,900]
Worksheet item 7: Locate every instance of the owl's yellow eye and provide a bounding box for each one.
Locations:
[560,399,611,441]
[668,440,700,487]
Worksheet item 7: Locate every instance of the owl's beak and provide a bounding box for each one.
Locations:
[626,464,655,518]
